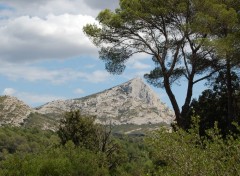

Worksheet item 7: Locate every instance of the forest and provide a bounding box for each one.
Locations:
[0,0,240,175]
[0,110,239,176]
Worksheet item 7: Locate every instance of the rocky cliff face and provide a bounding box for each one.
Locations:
[36,77,175,125]
[0,78,175,132]
[0,96,32,126]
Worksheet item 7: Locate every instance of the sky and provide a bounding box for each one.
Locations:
[0,0,206,108]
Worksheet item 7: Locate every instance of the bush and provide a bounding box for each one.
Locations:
[0,126,58,156]
[57,110,101,151]
[146,118,240,175]
[0,141,109,176]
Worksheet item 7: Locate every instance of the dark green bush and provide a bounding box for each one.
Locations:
[0,141,109,176]
[146,118,240,175]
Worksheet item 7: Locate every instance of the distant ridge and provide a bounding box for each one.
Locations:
[36,77,174,125]
[0,95,32,126]
[0,78,175,133]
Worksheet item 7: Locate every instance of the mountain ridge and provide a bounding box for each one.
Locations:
[36,77,174,125]
[0,78,175,132]
[0,95,32,126]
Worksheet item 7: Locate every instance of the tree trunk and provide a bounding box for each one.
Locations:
[163,76,185,128]
[226,58,235,126]
[181,74,194,128]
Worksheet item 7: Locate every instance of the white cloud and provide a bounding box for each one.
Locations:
[83,0,119,10]
[1,0,94,17]
[85,64,96,69]
[3,88,16,95]
[0,62,110,84]
[74,88,85,94]
[0,14,98,63]
[1,0,119,19]
[131,62,151,70]
[0,0,120,64]
[126,53,153,70]
[122,71,149,80]
[1,87,65,106]
[85,70,111,83]
[17,92,65,106]
[128,53,150,62]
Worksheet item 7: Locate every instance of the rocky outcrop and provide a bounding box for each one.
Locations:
[36,77,175,125]
[0,78,175,131]
[0,96,32,126]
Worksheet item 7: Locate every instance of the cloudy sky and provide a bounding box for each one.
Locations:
[0,0,205,108]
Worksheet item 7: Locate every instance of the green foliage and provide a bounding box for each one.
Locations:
[194,0,240,127]
[0,126,58,156]
[57,110,100,151]
[57,110,153,175]
[146,118,240,175]
[84,0,194,76]
[107,136,154,176]
[189,71,240,135]
[23,112,58,130]
[192,0,238,35]
[1,118,240,175]
[0,141,109,176]
[0,125,153,176]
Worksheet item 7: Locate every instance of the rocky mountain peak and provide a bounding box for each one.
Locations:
[37,78,175,125]
[0,95,32,126]
[0,78,175,133]
[118,77,160,105]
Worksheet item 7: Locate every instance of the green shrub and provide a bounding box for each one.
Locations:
[146,118,240,175]
[0,141,109,176]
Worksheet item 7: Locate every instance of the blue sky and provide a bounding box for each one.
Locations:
[0,0,206,108]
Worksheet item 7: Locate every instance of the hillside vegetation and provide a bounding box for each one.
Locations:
[0,111,240,176]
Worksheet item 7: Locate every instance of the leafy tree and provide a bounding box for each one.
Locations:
[0,126,57,156]
[57,110,126,172]
[83,0,224,129]
[146,118,240,175]
[0,125,153,175]
[189,71,240,135]
[58,110,100,151]
[194,0,240,126]
[0,141,109,176]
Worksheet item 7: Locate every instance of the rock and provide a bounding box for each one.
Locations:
[0,78,175,131]
[0,95,32,126]
[36,77,175,125]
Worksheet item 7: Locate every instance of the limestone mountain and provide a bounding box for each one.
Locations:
[0,96,32,126]
[0,96,57,130]
[36,77,174,126]
[0,78,174,133]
